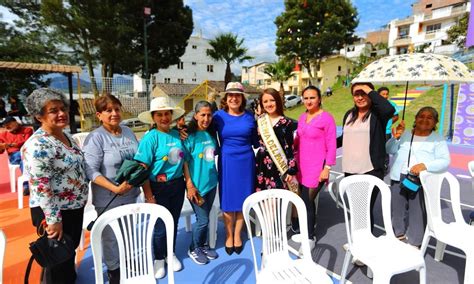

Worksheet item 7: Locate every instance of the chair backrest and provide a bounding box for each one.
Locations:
[71,132,90,149]
[243,189,311,272]
[468,161,474,178]
[338,175,395,246]
[90,203,174,284]
[0,229,5,283]
[420,171,464,230]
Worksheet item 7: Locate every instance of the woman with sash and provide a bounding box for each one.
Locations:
[295,85,336,245]
[255,88,298,193]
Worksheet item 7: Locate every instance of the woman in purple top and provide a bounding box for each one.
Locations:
[295,86,336,242]
[213,82,258,256]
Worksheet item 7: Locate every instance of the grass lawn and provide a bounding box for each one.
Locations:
[284,83,459,136]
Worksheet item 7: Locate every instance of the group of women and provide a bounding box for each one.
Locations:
[21,80,450,283]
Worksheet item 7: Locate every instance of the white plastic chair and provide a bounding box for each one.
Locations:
[79,182,96,250]
[71,132,90,148]
[339,175,426,284]
[8,161,19,193]
[91,203,175,284]
[243,189,332,283]
[17,174,29,209]
[469,161,474,191]
[420,171,474,284]
[0,229,5,283]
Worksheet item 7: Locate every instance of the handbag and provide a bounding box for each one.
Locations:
[400,133,422,192]
[24,220,75,283]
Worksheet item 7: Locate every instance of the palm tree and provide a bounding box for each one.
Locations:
[206,33,253,87]
[264,59,294,101]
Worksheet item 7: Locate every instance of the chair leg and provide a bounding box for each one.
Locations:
[9,167,16,193]
[208,206,218,249]
[340,251,352,284]
[464,252,474,284]
[17,179,23,209]
[367,267,373,279]
[434,240,446,262]
[185,216,192,232]
[420,232,430,256]
[419,265,426,284]
[79,229,85,250]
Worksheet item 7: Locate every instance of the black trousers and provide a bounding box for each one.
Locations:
[30,206,84,284]
[345,168,384,232]
[300,182,325,239]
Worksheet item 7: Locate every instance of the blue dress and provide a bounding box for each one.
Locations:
[213,110,258,211]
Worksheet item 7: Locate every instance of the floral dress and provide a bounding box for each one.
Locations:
[22,128,88,224]
[255,116,297,191]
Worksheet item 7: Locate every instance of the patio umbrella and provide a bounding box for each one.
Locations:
[351,53,474,119]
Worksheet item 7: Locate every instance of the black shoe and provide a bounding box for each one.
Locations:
[234,244,243,255]
[291,218,300,234]
[107,268,120,284]
[23,187,30,196]
[225,246,234,255]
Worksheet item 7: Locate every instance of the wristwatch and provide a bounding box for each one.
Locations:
[324,165,331,170]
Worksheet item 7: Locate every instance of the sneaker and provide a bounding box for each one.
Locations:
[165,254,182,271]
[153,259,165,279]
[342,243,349,251]
[202,245,219,260]
[188,248,209,265]
[353,259,365,267]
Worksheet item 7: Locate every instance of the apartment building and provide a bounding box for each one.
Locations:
[241,62,287,91]
[388,0,470,55]
[133,35,226,92]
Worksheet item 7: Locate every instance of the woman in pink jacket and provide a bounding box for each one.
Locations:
[295,86,336,244]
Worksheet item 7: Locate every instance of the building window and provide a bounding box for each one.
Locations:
[338,66,342,71]
[192,62,196,65]
[426,23,441,34]
[192,78,197,82]
[192,45,197,49]
[398,25,410,39]
[425,4,432,8]
[177,61,184,69]
[177,78,184,84]
[207,65,214,72]
[164,78,171,83]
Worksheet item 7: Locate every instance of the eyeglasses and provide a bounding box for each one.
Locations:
[352,90,367,97]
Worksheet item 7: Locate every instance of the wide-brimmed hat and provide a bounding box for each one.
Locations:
[138,96,185,124]
[219,82,249,98]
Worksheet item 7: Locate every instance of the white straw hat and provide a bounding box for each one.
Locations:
[219,82,249,98]
[138,96,185,124]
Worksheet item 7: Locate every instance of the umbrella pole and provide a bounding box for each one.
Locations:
[401,81,409,120]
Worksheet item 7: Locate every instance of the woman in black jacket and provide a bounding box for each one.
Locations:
[337,82,395,231]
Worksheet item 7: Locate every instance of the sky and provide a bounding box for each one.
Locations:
[1,0,414,72]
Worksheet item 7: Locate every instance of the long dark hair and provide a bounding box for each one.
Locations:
[187,101,216,135]
[345,82,375,125]
[259,88,284,116]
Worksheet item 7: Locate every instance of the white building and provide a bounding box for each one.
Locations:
[387,0,470,55]
[241,62,286,90]
[339,39,372,60]
[133,35,226,92]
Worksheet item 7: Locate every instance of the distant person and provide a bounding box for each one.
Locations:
[0,99,7,119]
[207,92,218,113]
[7,94,28,120]
[325,86,333,97]
[0,116,33,194]
[378,87,399,174]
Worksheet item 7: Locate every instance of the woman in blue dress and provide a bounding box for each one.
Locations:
[213,82,258,255]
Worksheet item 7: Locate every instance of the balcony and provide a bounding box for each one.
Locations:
[424,32,437,40]
[393,36,412,46]
[395,16,414,26]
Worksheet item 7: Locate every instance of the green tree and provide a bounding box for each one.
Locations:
[6,1,193,96]
[447,12,469,48]
[275,0,358,84]
[264,59,294,99]
[206,33,253,87]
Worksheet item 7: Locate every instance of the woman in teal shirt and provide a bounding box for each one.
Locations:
[134,97,185,279]
[183,101,219,265]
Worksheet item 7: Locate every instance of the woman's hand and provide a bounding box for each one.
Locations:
[144,195,156,204]
[179,127,188,140]
[319,168,330,182]
[115,181,133,195]
[353,84,373,95]
[410,163,427,176]
[284,174,294,183]
[46,222,63,240]
[187,186,199,204]
[392,120,405,139]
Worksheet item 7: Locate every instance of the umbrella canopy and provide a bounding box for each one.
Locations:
[352,53,474,84]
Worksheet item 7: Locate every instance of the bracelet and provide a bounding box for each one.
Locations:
[145,196,155,202]
[324,165,331,170]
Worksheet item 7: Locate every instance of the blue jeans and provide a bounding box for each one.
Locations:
[9,151,23,172]
[150,178,185,260]
[190,187,216,250]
